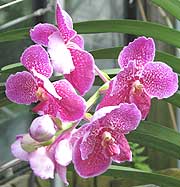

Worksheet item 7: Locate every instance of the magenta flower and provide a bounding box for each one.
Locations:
[72,103,141,178]
[5,45,86,122]
[97,37,178,119]
[30,2,95,95]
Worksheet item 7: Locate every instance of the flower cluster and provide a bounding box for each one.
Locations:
[6,2,178,186]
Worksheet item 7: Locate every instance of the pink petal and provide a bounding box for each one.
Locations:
[97,103,141,134]
[30,23,58,46]
[56,164,69,186]
[142,62,178,99]
[73,138,111,178]
[61,10,73,29]
[65,48,95,95]
[112,134,132,163]
[5,71,38,104]
[55,138,72,166]
[70,34,84,49]
[48,31,75,74]
[29,147,55,179]
[53,79,86,121]
[56,3,76,43]
[118,36,155,68]
[97,62,134,110]
[11,136,29,161]
[129,90,151,120]
[21,45,53,78]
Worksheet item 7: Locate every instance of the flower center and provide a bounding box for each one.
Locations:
[101,131,120,157]
[132,80,143,94]
[36,87,48,101]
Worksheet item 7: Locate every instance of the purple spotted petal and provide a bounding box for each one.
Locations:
[29,147,55,179]
[70,35,84,49]
[56,3,76,43]
[30,23,58,46]
[112,134,132,163]
[65,48,95,95]
[56,164,69,186]
[142,62,178,99]
[129,90,151,120]
[61,10,73,29]
[5,71,38,104]
[118,36,155,68]
[97,62,135,110]
[73,137,111,178]
[53,79,86,121]
[11,136,29,161]
[95,103,141,133]
[55,138,72,166]
[48,31,75,74]
[21,45,53,78]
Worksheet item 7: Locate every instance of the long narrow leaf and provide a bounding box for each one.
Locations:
[127,121,180,159]
[151,0,180,20]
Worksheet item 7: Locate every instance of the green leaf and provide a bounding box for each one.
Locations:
[0,27,29,42]
[127,121,180,159]
[103,165,180,187]
[1,20,180,48]
[151,0,180,20]
[74,20,180,48]
[90,47,180,74]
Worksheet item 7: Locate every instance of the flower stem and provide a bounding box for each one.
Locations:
[94,65,110,83]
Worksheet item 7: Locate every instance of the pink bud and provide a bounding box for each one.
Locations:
[29,115,56,142]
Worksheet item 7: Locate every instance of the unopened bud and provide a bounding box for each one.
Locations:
[29,115,56,142]
[21,134,41,152]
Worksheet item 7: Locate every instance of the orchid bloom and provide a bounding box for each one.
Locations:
[97,37,178,119]
[72,103,141,178]
[11,124,74,186]
[5,45,86,122]
[30,2,95,95]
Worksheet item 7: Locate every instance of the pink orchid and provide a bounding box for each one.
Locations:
[97,37,178,119]
[11,128,74,185]
[5,45,86,122]
[30,2,95,95]
[72,103,141,178]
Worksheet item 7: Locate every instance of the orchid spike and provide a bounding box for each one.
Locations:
[97,37,178,119]
[30,2,95,95]
[72,103,141,178]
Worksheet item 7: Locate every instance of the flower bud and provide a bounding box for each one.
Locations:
[29,115,56,142]
[21,134,41,152]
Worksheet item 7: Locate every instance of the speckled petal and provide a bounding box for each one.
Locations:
[56,164,69,186]
[56,3,76,43]
[53,79,86,121]
[29,147,55,179]
[97,103,141,134]
[118,37,155,68]
[97,62,135,110]
[129,90,151,120]
[65,48,95,95]
[55,138,72,166]
[30,23,58,46]
[11,136,29,161]
[5,71,38,105]
[48,31,75,74]
[73,137,111,178]
[112,134,132,163]
[70,34,84,49]
[21,45,53,78]
[142,62,178,99]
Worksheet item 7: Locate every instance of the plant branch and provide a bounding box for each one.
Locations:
[0,0,24,10]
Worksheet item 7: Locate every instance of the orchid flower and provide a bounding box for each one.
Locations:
[72,103,141,178]
[11,124,75,186]
[97,37,178,119]
[30,2,95,95]
[5,45,86,122]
